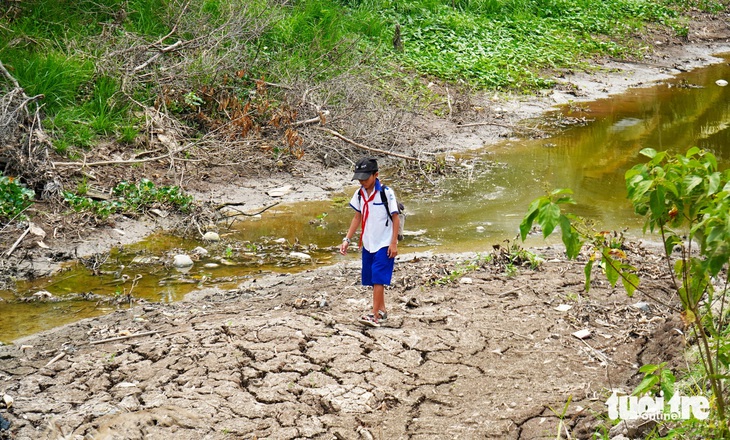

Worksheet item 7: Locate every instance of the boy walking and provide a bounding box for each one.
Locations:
[339,157,400,327]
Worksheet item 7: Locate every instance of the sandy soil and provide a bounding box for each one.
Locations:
[1,15,729,440]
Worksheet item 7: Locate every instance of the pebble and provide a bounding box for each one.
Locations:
[172,254,194,268]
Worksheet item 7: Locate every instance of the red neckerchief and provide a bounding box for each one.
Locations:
[359,187,378,248]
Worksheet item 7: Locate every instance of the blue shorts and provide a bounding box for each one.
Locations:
[361,246,395,286]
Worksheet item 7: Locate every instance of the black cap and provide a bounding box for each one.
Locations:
[352,157,378,180]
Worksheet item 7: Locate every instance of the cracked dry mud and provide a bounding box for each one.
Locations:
[0,246,682,440]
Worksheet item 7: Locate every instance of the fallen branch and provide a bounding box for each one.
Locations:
[89,330,160,345]
[313,127,424,162]
[215,201,280,216]
[44,351,66,368]
[51,151,202,168]
[134,39,185,72]
[4,224,31,257]
[291,112,328,127]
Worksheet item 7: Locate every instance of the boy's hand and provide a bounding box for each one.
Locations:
[339,241,349,255]
[387,242,398,258]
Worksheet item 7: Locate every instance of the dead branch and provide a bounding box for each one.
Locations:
[0,60,20,89]
[216,202,280,217]
[313,126,426,162]
[51,150,203,168]
[134,39,185,72]
[291,112,328,127]
[4,224,31,257]
[89,330,160,345]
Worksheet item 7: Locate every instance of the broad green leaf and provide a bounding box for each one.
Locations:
[537,202,560,237]
[621,271,639,297]
[632,375,659,396]
[663,234,682,256]
[560,215,581,259]
[519,198,542,241]
[639,363,660,374]
[627,179,652,202]
[660,369,676,400]
[684,175,703,194]
[649,186,666,218]
[639,148,657,159]
[603,255,619,287]
[708,172,721,195]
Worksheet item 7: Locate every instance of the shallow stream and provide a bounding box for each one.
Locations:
[2,54,729,343]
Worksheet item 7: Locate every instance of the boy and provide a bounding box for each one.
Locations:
[339,157,400,327]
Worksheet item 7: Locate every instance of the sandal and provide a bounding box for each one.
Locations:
[378,310,388,321]
[358,314,380,327]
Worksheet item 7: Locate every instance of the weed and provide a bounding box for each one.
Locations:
[0,174,35,223]
[521,147,730,437]
[63,179,193,220]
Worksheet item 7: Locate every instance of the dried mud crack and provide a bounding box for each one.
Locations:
[0,247,680,439]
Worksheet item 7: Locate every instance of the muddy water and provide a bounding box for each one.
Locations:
[2,55,729,343]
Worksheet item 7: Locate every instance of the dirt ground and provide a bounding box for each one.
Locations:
[1,13,729,440]
[1,244,685,440]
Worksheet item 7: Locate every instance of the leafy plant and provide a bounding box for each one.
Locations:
[0,174,35,223]
[521,147,730,436]
[63,179,194,220]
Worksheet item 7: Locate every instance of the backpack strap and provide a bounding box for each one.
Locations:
[381,187,393,226]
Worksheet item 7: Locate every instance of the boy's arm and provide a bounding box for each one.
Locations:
[340,212,362,255]
[387,213,399,258]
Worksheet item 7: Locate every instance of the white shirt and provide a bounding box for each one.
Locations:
[349,179,398,252]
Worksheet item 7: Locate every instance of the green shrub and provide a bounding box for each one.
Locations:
[63,179,194,220]
[0,174,35,223]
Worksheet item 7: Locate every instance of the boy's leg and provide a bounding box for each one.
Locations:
[373,284,385,318]
[370,247,394,321]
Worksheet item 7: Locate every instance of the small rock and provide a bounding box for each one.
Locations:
[191,246,209,256]
[3,394,13,409]
[267,185,293,197]
[202,231,220,242]
[289,252,311,260]
[459,277,473,284]
[475,226,485,232]
[716,79,728,87]
[572,329,592,340]
[172,254,194,268]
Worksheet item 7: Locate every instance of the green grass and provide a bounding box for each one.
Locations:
[0,0,720,157]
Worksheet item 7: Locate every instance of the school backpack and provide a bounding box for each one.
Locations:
[359,187,405,241]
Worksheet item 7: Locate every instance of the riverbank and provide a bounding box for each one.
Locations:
[1,18,730,439]
[1,244,684,439]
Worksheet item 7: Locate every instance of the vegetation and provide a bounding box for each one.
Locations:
[62,179,193,220]
[1,0,723,225]
[0,173,34,223]
[521,147,730,437]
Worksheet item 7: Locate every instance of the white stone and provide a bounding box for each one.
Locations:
[172,254,194,268]
[202,231,220,242]
[289,252,311,260]
[716,79,728,87]
[266,185,293,197]
[191,246,209,256]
